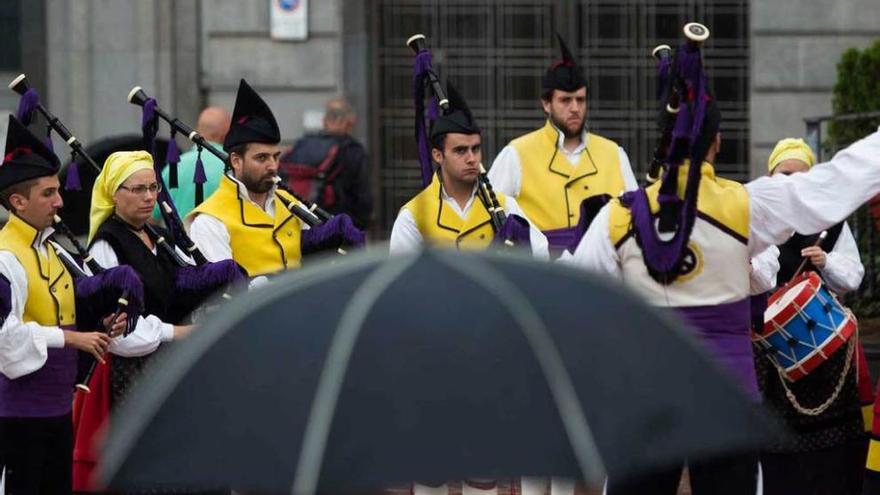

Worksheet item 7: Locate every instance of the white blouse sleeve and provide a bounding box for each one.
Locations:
[560,204,622,280]
[504,196,550,260]
[821,222,864,294]
[749,246,780,295]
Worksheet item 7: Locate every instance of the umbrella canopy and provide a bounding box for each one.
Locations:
[101,248,778,493]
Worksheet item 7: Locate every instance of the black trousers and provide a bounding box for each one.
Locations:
[0,414,73,494]
[606,453,758,495]
[762,438,867,495]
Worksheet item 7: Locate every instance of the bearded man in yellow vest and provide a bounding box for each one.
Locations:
[0,115,128,493]
[188,79,364,277]
[390,83,548,259]
[488,35,637,257]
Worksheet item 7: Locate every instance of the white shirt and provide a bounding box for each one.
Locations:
[188,174,280,263]
[749,222,864,295]
[389,184,550,260]
[487,125,639,198]
[0,226,67,379]
[89,238,187,357]
[566,130,880,285]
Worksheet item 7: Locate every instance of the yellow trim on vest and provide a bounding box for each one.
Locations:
[511,120,624,231]
[868,438,880,472]
[0,214,76,325]
[402,173,507,250]
[190,175,302,276]
[608,161,750,246]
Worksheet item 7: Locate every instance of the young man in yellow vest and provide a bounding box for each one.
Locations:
[390,83,548,259]
[189,79,364,276]
[0,116,126,492]
[488,35,637,256]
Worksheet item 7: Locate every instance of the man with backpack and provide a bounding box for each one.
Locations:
[279,97,373,229]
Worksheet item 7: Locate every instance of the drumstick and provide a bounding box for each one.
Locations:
[788,230,827,284]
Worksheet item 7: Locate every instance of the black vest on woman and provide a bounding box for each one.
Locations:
[754,221,863,452]
[92,216,185,407]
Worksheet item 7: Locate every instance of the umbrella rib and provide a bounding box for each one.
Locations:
[290,255,419,495]
[435,252,607,484]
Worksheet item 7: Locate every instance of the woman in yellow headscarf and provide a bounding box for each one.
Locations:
[75,150,248,488]
[750,138,870,495]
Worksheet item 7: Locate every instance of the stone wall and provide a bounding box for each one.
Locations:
[750,0,880,176]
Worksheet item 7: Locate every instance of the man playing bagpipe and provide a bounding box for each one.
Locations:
[71,150,249,491]
[488,34,637,257]
[0,116,132,493]
[188,79,365,276]
[390,82,549,258]
[749,138,874,495]
[565,26,880,494]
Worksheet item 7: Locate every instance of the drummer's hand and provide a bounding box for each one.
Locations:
[801,246,827,268]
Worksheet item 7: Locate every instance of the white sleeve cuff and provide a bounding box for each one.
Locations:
[160,322,175,342]
[41,327,66,348]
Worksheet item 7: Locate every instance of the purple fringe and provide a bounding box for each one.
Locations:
[65,161,82,191]
[413,49,438,188]
[301,213,365,255]
[175,259,247,294]
[75,265,145,316]
[0,274,11,326]
[15,88,40,126]
[494,214,531,247]
[166,130,180,188]
[193,147,207,185]
[622,42,712,284]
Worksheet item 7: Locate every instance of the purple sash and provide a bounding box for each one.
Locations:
[0,324,77,417]
[673,298,760,401]
[542,226,579,257]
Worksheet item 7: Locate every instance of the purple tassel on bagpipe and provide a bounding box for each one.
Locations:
[193,145,206,206]
[413,49,440,188]
[175,259,246,293]
[493,215,531,247]
[623,42,714,284]
[166,129,180,189]
[141,97,190,249]
[15,88,39,125]
[301,213,366,255]
[64,160,82,191]
[0,274,11,327]
[74,265,145,330]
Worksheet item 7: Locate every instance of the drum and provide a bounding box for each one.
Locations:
[754,271,856,382]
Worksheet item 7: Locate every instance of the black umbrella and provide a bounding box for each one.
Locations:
[100,249,778,493]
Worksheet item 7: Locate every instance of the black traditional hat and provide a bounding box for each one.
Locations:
[0,115,60,192]
[429,81,480,143]
[542,34,588,93]
[224,79,281,151]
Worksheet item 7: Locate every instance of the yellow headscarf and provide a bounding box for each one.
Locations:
[88,151,154,243]
[767,138,816,173]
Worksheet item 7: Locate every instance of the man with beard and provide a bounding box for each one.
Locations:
[488,35,637,256]
[188,79,363,276]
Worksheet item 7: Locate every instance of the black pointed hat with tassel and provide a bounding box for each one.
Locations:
[224,79,281,151]
[0,115,61,193]
[542,34,588,93]
[429,81,481,142]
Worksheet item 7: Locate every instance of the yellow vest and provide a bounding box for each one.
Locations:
[402,173,508,250]
[511,120,625,231]
[0,214,76,326]
[190,175,303,276]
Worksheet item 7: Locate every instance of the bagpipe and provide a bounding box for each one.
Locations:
[126,87,364,256]
[8,74,247,391]
[619,22,717,284]
[407,34,523,248]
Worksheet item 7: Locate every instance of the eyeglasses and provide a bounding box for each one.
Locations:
[118,183,162,196]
